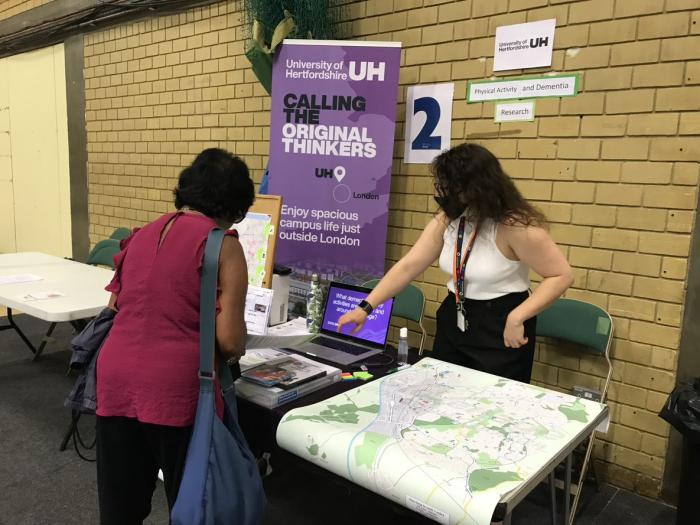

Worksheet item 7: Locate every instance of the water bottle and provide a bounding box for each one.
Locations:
[397,327,409,366]
[306,273,322,333]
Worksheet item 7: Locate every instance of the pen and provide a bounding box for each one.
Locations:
[387,364,410,374]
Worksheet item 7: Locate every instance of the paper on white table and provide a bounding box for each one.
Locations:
[19,290,65,301]
[0,274,43,285]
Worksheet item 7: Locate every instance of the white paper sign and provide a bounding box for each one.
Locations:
[468,74,579,102]
[494,19,556,72]
[244,286,274,335]
[404,83,454,164]
[494,100,535,122]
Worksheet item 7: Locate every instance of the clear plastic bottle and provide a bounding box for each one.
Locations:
[397,327,409,365]
[306,273,322,333]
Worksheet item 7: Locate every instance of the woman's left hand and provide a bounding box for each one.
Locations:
[504,313,528,348]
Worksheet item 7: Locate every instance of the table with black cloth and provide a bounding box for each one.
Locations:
[235,348,607,525]
[236,346,411,457]
[236,347,441,523]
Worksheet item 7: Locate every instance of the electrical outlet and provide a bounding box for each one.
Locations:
[572,385,602,402]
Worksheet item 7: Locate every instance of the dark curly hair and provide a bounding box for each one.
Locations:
[432,143,546,227]
[174,148,255,223]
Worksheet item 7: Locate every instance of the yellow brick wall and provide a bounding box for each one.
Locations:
[83,0,700,498]
[0,0,53,21]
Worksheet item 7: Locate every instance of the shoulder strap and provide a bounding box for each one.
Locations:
[199,228,226,392]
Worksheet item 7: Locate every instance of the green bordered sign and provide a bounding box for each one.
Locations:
[467,73,580,103]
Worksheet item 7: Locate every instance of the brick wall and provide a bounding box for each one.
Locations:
[0,0,52,21]
[81,0,699,498]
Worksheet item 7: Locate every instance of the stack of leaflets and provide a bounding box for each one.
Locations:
[236,348,342,408]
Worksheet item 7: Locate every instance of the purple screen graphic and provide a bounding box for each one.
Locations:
[322,286,393,345]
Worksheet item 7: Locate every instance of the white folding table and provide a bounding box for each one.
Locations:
[0,252,113,360]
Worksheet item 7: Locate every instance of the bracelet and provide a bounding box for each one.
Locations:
[358,299,374,314]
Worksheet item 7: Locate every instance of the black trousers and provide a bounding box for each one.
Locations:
[433,291,537,383]
[96,416,192,525]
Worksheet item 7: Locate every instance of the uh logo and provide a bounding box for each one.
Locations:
[348,61,385,81]
[529,36,549,48]
[315,166,346,183]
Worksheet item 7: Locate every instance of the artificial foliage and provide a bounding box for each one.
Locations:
[242,0,340,93]
[243,0,338,43]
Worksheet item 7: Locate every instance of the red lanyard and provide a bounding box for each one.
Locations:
[452,217,479,307]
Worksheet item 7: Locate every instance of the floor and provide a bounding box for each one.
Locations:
[0,315,678,525]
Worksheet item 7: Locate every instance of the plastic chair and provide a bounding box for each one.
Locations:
[85,239,120,269]
[362,279,427,355]
[536,297,614,525]
[109,227,131,241]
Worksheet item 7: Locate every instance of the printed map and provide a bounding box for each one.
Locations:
[276,358,607,525]
[234,213,274,287]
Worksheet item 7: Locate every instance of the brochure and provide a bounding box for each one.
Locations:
[241,354,328,389]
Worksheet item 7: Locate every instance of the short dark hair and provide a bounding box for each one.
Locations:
[432,143,546,227]
[174,148,255,223]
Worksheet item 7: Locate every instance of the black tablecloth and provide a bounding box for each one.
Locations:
[237,346,416,455]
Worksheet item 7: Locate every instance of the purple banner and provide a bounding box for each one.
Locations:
[268,39,401,286]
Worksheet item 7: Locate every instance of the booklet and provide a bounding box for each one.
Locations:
[236,354,342,409]
[240,354,328,390]
[241,359,295,387]
[239,348,292,372]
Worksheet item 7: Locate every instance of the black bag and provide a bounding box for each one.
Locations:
[659,378,700,444]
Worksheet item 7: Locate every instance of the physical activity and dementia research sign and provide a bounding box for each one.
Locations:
[268,39,401,283]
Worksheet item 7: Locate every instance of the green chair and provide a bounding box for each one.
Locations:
[109,227,132,241]
[362,279,427,355]
[86,239,121,269]
[536,298,614,525]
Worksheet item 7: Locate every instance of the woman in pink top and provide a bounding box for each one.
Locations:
[95,148,254,524]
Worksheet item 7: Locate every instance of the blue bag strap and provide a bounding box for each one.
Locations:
[199,228,226,391]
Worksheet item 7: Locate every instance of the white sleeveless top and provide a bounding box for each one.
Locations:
[438,217,530,300]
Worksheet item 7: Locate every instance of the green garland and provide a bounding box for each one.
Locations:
[242,0,340,93]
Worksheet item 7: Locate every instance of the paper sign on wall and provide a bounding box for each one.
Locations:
[494,19,556,72]
[468,74,579,102]
[494,100,535,122]
[403,83,454,164]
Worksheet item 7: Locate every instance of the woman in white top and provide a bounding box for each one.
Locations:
[338,143,574,383]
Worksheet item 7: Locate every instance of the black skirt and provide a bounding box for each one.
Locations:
[433,291,536,383]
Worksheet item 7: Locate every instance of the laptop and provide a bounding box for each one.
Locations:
[286,282,394,366]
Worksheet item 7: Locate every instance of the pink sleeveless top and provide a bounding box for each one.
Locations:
[96,212,237,426]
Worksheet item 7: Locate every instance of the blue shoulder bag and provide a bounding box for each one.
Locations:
[171,228,266,525]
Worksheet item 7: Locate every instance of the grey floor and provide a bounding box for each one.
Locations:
[0,315,677,525]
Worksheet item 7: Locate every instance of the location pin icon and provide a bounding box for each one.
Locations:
[333,166,346,182]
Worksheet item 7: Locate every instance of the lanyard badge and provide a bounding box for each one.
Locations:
[452,217,478,332]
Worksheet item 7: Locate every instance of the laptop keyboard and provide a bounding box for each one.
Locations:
[312,336,370,355]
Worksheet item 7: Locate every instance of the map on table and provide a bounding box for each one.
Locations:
[234,212,274,287]
[276,358,607,525]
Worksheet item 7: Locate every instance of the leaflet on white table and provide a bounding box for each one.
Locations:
[0,274,43,285]
[19,291,65,301]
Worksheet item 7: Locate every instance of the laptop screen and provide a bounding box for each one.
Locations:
[320,283,394,346]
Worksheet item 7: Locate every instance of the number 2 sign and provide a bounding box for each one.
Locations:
[404,83,454,164]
